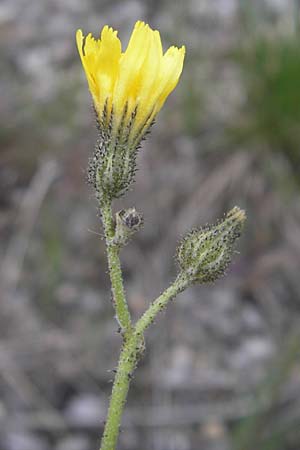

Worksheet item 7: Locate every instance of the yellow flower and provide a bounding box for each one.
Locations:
[76,21,185,143]
[77,21,185,200]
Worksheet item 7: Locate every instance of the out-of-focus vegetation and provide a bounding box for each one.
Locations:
[234,35,300,186]
[232,332,300,450]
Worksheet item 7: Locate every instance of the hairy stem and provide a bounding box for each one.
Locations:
[100,276,188,450]
[135,275,188,337]
[100,199,132,333]
[100,334,139,450]
[99,201,189,450]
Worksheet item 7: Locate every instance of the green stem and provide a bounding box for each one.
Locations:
[99,275,188,450]
[135,275,188,336]
[100,199,132,333]
[100,334,139,450]
[99,199,189,450]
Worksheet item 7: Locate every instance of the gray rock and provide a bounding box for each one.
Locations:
[56,435,90,450]
[161,345,195,387]
[230,337,275,371]
[81,288,104,313]
[241,306,265,332]
[4,431,49,450]
[64,394,105,428]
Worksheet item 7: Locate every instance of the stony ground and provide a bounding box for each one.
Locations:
[1,1,300,449]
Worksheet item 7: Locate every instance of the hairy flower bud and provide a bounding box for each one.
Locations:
[176,207,246,284]
[112,208,143,246]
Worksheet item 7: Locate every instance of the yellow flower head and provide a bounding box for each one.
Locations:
[76,21,185,142]
[77,21,185,200]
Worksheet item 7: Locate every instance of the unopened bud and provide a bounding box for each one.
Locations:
[176,207,246,284]
[112,208,143,246]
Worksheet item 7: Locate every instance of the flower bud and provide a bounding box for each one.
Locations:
[112,208,143,246]
[176,207,246,284]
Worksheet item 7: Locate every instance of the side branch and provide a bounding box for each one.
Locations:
[135,275,188,336]
[100,276,189,450]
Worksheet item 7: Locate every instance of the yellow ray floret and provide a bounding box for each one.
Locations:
[76,21,185,141]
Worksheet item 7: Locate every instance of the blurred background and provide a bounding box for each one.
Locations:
[2,0,300,449]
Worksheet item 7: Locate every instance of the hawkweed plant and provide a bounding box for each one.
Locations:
[76,21,246,450]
